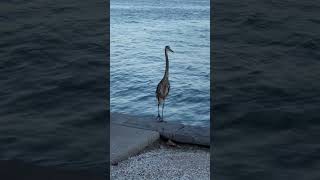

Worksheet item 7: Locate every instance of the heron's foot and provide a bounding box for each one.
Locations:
[156,117,165,122]
[158,118,166,123]
[156,115,162,122]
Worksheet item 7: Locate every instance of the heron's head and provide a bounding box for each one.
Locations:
[165,46,174,53]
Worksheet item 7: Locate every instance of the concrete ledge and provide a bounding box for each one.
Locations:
[110,124,159,164]
[111,112,210,147]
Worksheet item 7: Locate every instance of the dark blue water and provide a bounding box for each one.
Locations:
[213,0,320,179]
[0,0,108,173]
[111,0,210,127]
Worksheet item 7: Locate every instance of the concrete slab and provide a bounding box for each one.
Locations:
[111,112,210,147]
[124,118,184,137]
[110,113,131,124]
[110,124,159,164]
[174,126,210,146]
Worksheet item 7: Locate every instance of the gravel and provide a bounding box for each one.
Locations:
[111,143,210,180]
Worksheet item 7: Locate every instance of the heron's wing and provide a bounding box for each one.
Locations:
[156,80,163,101]
[167,81,170,96]
[156,80,162,94]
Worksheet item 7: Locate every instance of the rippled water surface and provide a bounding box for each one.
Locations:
[213,0,320,179]
[111,0,210,126]
[0,0,107,173]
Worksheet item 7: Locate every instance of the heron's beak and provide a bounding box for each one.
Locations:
[169,48,174,53]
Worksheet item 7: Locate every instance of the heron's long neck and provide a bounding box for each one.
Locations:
[163,49,169,79]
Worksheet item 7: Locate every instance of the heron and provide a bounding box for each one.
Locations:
[156,45,174,122]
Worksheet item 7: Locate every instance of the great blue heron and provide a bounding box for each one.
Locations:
[156,45,174,122]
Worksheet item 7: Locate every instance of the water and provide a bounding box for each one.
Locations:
[213,0,320,179]
[110,0,210,127]
[0,0,108,173]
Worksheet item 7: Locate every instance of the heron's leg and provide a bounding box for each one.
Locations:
[162,101,165,121]
[156,101,161,121]
[157,102,161,117]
